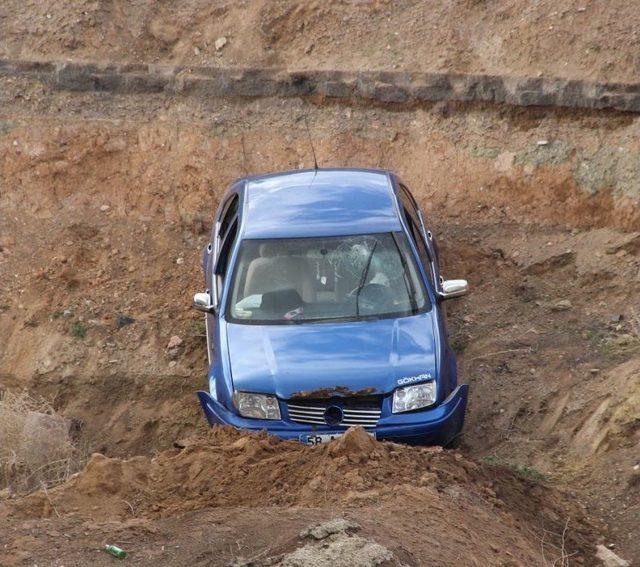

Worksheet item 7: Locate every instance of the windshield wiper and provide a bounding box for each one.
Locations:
[354,240,378,319]
[391,233,418,313]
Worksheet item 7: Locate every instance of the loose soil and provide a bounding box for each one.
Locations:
[0,427,603,566]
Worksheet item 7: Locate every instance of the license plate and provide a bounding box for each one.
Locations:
[301,432,375,445]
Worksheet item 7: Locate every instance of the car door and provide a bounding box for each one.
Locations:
[204,194,239,363]
[398,183,458,397]
[397,184,440,291]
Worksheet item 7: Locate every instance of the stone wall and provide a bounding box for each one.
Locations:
[1,59,640,112]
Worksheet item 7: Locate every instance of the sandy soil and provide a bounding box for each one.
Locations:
[2,1,640,82]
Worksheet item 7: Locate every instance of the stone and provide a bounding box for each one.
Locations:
[278,532,393,566]
[595,545,630,567]
[214,37,228,51]
[373,82,408,103]
[100,204,110,212]
[301,519,360,540]
[604,232,640,255]
[167,335,183,350]
[6,56,640,114]
[322,79,355,98]
[495,151,516,173]
[609,334,634,347]
[411,73,453,101]
[116,315,135,328]
[550,299,572,312]
[522,250,575,275]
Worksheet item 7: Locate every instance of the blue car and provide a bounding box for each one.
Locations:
[193,168,469,446]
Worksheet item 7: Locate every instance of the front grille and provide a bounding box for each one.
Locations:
[285,397,382,428]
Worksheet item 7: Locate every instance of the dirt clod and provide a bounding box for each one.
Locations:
[301,519,360,540]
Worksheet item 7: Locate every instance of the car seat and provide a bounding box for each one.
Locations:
[243,242,317,303]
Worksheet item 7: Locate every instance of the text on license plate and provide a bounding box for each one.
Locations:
[301,432,375,445]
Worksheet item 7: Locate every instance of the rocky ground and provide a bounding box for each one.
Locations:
[3,0,640,82]
[0,4,639,564]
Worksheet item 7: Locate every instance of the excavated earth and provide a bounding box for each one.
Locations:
[0,76,637,566]
[0,4,639,562]
[0,427,604,565]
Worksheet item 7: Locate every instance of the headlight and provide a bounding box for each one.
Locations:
[233,391,281,420]
[392,382,436,413]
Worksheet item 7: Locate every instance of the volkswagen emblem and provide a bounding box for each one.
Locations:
[324,405,343,426]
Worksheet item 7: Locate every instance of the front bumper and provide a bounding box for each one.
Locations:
[197,384,468,446]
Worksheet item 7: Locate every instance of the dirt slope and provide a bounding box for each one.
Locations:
[0,71,638,564]
[3,0,640,82]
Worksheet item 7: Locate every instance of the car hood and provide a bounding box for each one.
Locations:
[225,312,438,399]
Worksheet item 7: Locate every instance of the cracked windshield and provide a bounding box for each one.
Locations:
[229,233,429,323]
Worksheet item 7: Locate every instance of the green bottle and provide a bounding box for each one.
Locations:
[104,544,127,559]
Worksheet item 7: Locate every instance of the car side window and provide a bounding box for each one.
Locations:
[408,219,435,288]
[210,195,240,304]
[219,194,239,242]
[215,218,239,287]
[398,184,420,228]
[398,185,436,289]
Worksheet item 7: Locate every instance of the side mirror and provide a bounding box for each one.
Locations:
[438,279,469,300]
[193,292,216,313]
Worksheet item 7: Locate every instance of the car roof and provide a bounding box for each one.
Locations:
[240,168,403,239]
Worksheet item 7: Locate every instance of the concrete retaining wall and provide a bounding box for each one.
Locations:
[2,59,640,112]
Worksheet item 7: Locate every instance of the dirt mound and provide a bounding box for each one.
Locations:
[10,427,472,518]
[2,427,600,563]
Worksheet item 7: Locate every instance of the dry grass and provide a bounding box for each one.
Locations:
[0,390,85,495]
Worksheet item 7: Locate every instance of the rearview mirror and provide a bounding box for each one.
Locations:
[438,279,468,300]
[193,292,216,313]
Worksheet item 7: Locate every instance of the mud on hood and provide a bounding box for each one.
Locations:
[225,312,438,399]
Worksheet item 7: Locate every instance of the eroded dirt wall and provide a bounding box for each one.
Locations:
[0,80,638,561]
[1,81,639,450]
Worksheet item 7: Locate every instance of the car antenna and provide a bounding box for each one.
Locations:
[240,134,249,176]
[303,115,319,171]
